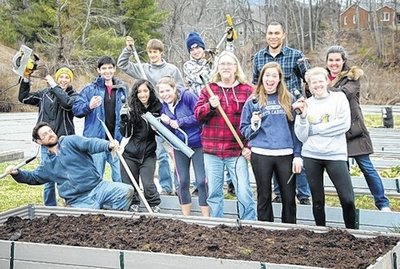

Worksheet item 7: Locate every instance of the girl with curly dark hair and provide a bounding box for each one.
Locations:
[119,79,162,213]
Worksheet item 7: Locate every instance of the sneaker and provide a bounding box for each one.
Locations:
[299,198,311,205]
[191,189,198,196]
[160,190,174,196]
[380,207,391,212]
[129,204,140,212]
[227,182,235,195]
[151,205,161,213]
[272,196,282,203]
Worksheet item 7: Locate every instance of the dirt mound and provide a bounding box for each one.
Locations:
[0,214,398,269]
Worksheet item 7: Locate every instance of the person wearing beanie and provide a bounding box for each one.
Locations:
[18,65,78,207]
[185,32,206,52]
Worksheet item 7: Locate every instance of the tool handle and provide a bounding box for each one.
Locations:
[0,155,37,179]
[199,75,244,149]
[98,117,153,213]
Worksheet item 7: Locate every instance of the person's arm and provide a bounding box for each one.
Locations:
[309,94,351,137]
[294,114,311,143]
[176,91,199,128]
[7,166,46,185]
[18,79,42,106]
[240,99,258,140]
[72,86,93,118]
[194,87,216,123]
[117,47,145,79]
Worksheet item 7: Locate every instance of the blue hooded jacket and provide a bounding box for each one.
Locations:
[73,76,126,142]
[12,135,112,205]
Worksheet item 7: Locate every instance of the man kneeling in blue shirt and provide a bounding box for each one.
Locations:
[5,122,133,210]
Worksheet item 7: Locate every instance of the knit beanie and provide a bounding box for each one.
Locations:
[185,32,205,52]
[55,67,74,82]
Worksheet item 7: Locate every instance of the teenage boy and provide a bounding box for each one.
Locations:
[117,37,184,196]
[73,56,126,183]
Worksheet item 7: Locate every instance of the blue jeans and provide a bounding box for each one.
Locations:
[204,154,256,220]
[71,181,134,210]
[354,154,390,209]
[41,146,56,206]
[92,151,121,182]
[273,168,311,199]
[156,136,174,192]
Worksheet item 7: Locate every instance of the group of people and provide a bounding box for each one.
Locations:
[5,19,391,229]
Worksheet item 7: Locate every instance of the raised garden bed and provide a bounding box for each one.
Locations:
[0,205,399,269]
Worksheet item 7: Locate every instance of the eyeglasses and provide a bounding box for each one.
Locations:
[218,62,237,67]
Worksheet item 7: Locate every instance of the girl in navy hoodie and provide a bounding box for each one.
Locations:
[157,76,209,217]
[240,62,302,223]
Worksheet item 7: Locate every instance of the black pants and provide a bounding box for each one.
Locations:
[251,153,296,223]
[121,154,161,207]
[303,157,356,229]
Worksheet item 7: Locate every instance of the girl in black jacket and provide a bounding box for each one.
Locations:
[119,79,162,212]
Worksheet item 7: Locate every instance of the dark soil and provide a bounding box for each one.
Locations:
[0,214,398,269]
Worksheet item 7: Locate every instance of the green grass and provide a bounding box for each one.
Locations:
[364,114,400,128]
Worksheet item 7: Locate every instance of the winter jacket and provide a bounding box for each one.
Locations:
[72,76,126,142]
[12,135,112,205]
[161,87,202,148]
[183,58,212,96]
[240,92,302,157]
[117,47,184,87]
[194,81,251,158]
[329,66,373,157]
[119,102,162,163]
[19,81,77,136]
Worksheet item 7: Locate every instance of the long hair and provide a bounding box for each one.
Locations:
[128,79,159,124]
[254,62,294,121]
[210,51,247,84]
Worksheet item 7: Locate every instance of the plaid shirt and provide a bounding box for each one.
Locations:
[252,46,309,94]
[194,82,252,158]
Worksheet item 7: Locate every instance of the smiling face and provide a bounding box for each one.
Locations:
[266,24,285,50]
[309,74,329,98]
[147,49,162,64]
[57,73,71,90]
[262,67,280,94]
[157,83,177,104]
[326,52,345,77]
[97,63,116,82]
[217,55,237,83]
[137,83,151,106]
[189,46,205,60]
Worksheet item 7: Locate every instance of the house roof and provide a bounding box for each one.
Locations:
[340,4,369,16]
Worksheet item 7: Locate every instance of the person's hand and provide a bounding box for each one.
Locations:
[108,139,120,158]
[160,114,171,125]
[126,36,135,50]
[209,95,220,109]
[251,112,261,129]
[292,157,303,174]
[89,96,102,109]
[241,147,251,161]
[45,75,57,88]
[169,120,179,129]
[5,165,18,176]
[295,97,308,118]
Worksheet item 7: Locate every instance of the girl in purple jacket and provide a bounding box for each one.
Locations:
[156,76,209,217]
